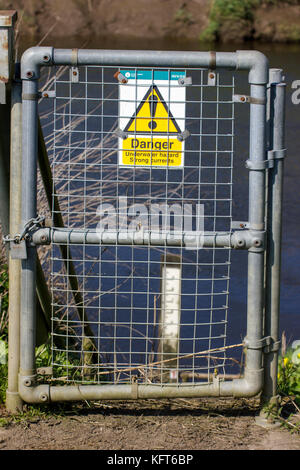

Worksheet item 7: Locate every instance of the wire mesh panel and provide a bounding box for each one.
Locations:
[38,63,236,387]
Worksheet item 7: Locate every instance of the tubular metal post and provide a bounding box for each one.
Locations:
[244,82,267,388]
[262,69,286,410]
[6,79,23,413]
[20,78,39,379]
[0,11,17,243]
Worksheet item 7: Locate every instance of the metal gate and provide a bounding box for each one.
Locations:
[14,48,285,404]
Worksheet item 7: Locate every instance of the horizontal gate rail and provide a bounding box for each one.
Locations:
[16,46,282,407]
[32,227,265,250]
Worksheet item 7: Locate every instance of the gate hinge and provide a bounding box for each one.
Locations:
[244,336,281,353]
[233,94,266,105]
[245,159,274,171]
[267,149,286,161]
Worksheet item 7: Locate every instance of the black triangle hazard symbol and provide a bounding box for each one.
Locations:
[124,85,182,135]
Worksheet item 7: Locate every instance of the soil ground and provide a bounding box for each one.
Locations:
[2,0,300,45]
[0,398,300,451]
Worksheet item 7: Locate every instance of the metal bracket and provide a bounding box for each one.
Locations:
[0,81,6,104]
[115,128,128,140]
[233,94,266,105]
[71,66,79,83]
[178,76,192,86]
[231,229,265,251]
[40,90,56,99]
[131,377,138,399]
[245,159,274,171]
[177,129,190,141]
[37,366,53,376]
[244,336,281,353]
[114,71,128,84]
[207,71,216,86]
[8,239,27,260]
[231,221,249,230]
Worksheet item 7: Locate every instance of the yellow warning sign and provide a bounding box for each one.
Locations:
[122,137,182,166]
[124,85,182,135]
[119,76,186,167]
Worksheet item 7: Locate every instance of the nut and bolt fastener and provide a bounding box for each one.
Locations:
[240,96,246,102]
[23,378,32,387]
[26,71,34,78]
[209,73,215,79]
[40,234,48,243]
[39,393,48,402]
[43,55,51,63]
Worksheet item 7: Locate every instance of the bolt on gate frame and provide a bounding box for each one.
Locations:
[13,47,285,407]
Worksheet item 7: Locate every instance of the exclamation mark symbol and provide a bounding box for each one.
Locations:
[148,91,158,130]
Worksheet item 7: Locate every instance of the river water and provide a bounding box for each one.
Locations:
[21,36,300,375]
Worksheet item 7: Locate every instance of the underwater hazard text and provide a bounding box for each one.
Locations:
[118,69,186,168]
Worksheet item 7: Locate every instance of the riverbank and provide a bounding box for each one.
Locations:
[4,0,300,48]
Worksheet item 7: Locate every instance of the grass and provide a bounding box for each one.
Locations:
[261,333,300,432]
[0,254,8,407]
[277,337,300,407]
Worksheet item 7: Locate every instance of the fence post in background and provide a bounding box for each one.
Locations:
[258,68,286,426]
[0,11,17,242]
[0,10,24,414]
[6,68,23,413]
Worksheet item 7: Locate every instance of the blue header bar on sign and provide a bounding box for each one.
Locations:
[120,70,185,80]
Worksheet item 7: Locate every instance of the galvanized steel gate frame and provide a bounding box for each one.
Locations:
[16,47,285,406]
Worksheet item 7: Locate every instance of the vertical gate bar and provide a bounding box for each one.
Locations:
[262,69,286,408]
[20,78,39,378]
[6,78,23,413]
[245,83,267,382]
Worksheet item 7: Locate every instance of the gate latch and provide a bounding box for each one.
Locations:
[3,215,46,259]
